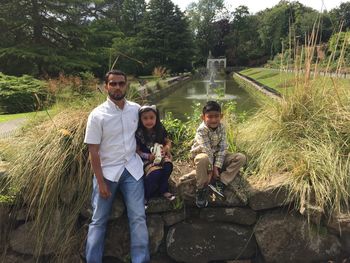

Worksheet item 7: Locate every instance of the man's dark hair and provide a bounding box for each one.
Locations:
[202,100,221,114]
[104,70,127,84]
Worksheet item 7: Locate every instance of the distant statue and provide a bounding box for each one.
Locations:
[210,73,214,83]
[138,79,148,102]
[209,72,217,88]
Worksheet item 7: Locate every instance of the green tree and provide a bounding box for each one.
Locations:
[111,34,145,75]
[86,19,124,77]
[256,1,325,59]
[257,1,291,58]
[120,0,146,36]
[225,6,265,66]
[327,32,350,66]
[138,0,194,73]
[0,0,98,76]
[186,0,225,64]
[330,2,350,31]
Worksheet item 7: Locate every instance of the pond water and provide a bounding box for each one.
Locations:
[155,75,259,121]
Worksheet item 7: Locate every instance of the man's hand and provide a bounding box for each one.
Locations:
[98,180,111,199]
[88,144,111,199]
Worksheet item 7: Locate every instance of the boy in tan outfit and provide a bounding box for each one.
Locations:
[190,101,246,208]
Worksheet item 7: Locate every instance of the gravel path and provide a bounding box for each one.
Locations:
[0,118,27,138]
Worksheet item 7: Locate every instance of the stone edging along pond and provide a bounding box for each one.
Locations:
[233,72,282,101]
[146,75,192,103]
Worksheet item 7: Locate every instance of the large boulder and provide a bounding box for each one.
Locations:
[328,211,350,233]
[104,214,165,260]
[0,203,11,252]
[80,193,125,220]
[109,193,126,220]
[9,209,67,256]
[200,207,257,225]
[10,221,56,256]
[177,171,245,207]
[147,214,164,254]
[162,210,187,226]
[146,197,181,214]
[0,254,35,263]
[176,170,197,201]
[166,221,256,263]
[327,212,350,255]
[255,210,342,263]
[104,217,131,260]
[248,175,290,211]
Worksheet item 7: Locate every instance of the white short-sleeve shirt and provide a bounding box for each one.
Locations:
[84,97,143,182]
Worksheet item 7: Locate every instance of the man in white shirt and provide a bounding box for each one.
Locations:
[84,70,150,263]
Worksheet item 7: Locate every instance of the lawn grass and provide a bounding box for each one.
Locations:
[0,111,49,123]
[239,68,350,96]
[239,68,296,95]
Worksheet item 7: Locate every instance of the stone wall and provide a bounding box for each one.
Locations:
[1,171,350,263]
[146,75,192,103]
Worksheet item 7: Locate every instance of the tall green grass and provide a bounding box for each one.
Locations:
[3,109,93,259]
[238,24,350,219]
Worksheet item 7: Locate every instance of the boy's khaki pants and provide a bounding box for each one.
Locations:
[194,152,246,189]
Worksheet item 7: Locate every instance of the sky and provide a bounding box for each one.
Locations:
[172,0,347,13]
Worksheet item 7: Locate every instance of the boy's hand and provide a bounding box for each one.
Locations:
[213,166,220,180]
[208,170,213,183]
[149,153,155,161]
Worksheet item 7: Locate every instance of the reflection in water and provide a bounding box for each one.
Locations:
[155,75,259,121]
[186,94,238,100]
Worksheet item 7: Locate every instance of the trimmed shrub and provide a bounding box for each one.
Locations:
[0,73,50,114]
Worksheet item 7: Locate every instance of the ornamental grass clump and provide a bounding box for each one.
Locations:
[239,25,350,219]
[3,108,93,260]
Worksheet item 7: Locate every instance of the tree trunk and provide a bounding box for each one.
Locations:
[31,0,43,44]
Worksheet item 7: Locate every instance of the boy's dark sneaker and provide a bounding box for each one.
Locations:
[195,187,208,208]
[208,180,226,198]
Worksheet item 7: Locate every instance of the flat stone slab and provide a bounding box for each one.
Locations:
[200,207,257,225]
[166,221,256,263]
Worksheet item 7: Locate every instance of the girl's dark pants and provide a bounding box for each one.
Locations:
[144,162,173,201]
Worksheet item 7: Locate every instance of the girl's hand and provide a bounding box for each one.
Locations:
[162,145,170,156]
[161,147,165,157]
[149,153,155,161]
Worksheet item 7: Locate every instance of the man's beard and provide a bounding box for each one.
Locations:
[109,91,126,101]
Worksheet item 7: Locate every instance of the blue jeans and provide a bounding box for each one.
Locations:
[85,169,150,263]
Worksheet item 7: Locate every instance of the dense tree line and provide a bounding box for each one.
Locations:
[0,0,349,77]
[187,0,350,67]
[0,0,193,77]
